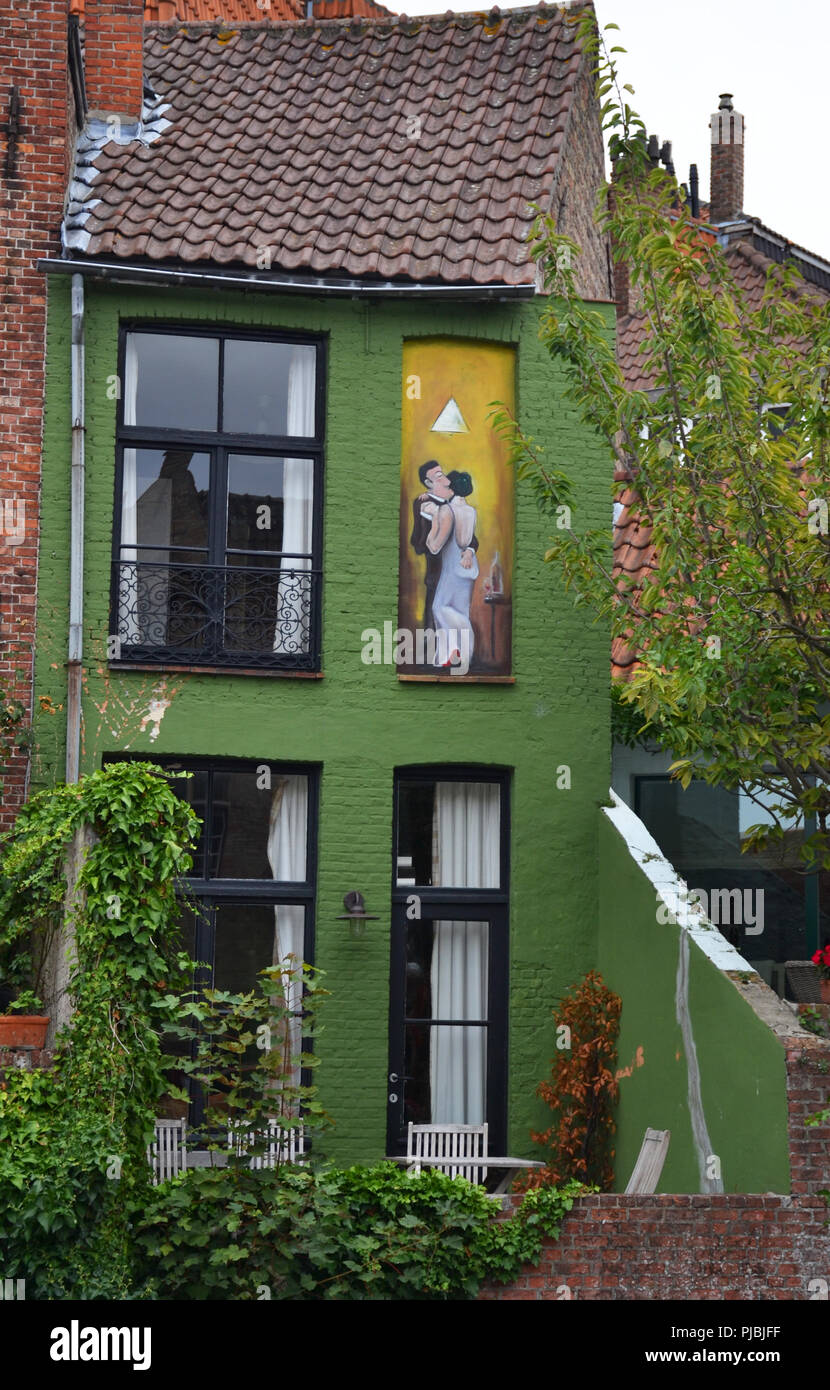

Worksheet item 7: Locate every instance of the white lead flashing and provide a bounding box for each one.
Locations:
[62,91,172,255]
[603,788,754,974]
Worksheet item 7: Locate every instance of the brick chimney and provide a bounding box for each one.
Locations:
[709,93,744,224]
[84,1,144,123]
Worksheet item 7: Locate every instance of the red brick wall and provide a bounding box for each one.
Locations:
[554,48,613,304]
[84,1,144,122]
[482,1036,830,1301]
[0,1047,54,1073]
[0,2,75,832]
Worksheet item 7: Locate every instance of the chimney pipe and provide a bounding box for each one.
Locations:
[689,163,700,219]
[709,92,744,224]
[607,173,629,318]
[84,1,144,125]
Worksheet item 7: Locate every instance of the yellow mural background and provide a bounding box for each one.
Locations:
[398,337,515,674]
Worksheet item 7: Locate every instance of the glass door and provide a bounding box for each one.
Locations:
[387,901,507,1155]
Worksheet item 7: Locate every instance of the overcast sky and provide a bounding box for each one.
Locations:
[400,0,830,260]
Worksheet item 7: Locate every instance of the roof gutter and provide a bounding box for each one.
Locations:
[713,219,830,276]
[38,257,536,301]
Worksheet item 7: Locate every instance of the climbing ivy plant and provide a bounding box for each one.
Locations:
[0,761,201,1295]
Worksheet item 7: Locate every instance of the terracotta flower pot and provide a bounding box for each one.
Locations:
[0,1015,49,1049]
[820,978,830,1005]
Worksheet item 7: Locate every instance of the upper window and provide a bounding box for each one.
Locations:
[111,327,325,672]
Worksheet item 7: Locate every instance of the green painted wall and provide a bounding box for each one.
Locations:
[597,810,791,1193]
[36,277,614,1162]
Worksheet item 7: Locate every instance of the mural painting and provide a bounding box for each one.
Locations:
[398,339,515,678]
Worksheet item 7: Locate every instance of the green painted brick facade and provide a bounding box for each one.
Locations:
[598,811,791,1193]
[35,275,614,1162]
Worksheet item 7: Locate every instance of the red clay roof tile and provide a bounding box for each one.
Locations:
[69,4,594,287]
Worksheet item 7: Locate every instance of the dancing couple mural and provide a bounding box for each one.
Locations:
[398,338,514,679]
[410,460,479,670]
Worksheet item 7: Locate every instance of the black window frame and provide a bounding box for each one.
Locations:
[110,322,327,674]
[104,753,320,1129]
[387,766,511,1156]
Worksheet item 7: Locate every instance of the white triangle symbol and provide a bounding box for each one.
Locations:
[430,397,469,434]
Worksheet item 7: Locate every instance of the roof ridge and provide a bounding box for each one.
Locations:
[146,2,587,30]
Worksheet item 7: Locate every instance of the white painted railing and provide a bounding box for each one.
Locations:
[148,1119,187,1185]
[148,1118,305,1182]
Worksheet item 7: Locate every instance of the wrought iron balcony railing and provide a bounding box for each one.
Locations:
[111,560,321,670]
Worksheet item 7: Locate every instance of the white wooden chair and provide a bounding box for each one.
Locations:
[148,1119,187,1184]
[227,1118,306,1169]
[406,1122,488,1185]
[623,1127,670,1194]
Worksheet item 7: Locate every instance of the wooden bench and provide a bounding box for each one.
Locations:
[623,1127,670,1194]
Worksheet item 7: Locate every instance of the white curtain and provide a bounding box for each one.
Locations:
[274,347,315,654]
[266,776,308,1005]
[429,782,500,1125]
[119,336,140,643]
[119,337,173,646]
[266,775,308,1112]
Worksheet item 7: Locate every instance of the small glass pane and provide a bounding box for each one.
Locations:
[214,901,286,995]
[404,1022,487,1127]
[126,332,219,431]
[210,771,308,881]
[157,902,200,1120]
[122,448,210,560]
[405,920,489,1020]
[226,454,314,560]
[396,780,501,888]
[164,769,209,879]
[117,448,210,650]
[223,341,316,437]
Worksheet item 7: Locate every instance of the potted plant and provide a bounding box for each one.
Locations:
[0,988,49,1049]
[811,944,830,1004]
[0,923,50,1050]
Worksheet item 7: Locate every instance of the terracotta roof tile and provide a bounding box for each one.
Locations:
[69,4,593,286]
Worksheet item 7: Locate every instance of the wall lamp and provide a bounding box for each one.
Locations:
[337,891,379,939]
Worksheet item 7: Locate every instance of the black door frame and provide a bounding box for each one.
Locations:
[387,767,511,1156]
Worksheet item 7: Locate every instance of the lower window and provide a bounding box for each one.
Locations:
[105,755,318,1127]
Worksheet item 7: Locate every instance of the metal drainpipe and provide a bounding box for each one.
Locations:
[66,273,85,784]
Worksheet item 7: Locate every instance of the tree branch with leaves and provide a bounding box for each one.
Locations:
[491,7,830,873]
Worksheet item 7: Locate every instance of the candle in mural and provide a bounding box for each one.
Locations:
[398,338,515,678]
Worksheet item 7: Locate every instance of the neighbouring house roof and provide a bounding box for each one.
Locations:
[69,0,393,21]
[62,4,592,287]
[617,227,830,395]
[612,223,830,681]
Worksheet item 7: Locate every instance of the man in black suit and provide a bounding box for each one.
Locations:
[410,460,477,630]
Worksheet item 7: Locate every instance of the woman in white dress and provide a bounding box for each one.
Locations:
[426,469,479,667]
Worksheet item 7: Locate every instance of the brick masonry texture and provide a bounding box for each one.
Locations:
[710,139,744,226]
[0,1,79,833]
[0,1047,54,1075]
[70,1,394,22]
[83,1,145,121]
[481,1040,830,1300]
